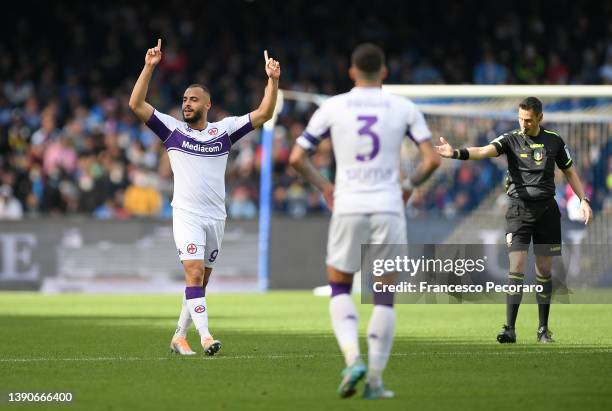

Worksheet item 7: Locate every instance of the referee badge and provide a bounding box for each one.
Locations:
[533,148,544,161]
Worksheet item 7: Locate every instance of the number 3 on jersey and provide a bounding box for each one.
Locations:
[356,115,380,162]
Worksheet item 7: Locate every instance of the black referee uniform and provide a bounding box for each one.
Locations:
[491,127,573,255]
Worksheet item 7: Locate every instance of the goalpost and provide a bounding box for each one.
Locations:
[257,85,612,291]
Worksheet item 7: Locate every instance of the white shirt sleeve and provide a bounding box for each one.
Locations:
[405,102,432,145]
[145,109,182,142]
[226,114,254,144]
[296,104,331,151]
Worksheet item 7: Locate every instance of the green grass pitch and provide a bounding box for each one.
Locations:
[0,292,611,411]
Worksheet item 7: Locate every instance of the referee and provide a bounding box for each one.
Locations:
[435,97,593,343]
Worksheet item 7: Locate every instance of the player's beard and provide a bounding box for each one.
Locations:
[183,110,203,124]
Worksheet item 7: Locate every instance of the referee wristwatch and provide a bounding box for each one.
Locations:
[581,196,590,204]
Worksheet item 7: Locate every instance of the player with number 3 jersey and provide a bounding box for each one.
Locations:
[290,43,440,399]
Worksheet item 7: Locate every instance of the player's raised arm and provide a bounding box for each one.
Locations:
[129,39,162,122]
[435,137,499,160]
[250,50,281,128]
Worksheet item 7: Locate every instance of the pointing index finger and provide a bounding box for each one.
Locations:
[157,38,162,50]
[264,50,269,63]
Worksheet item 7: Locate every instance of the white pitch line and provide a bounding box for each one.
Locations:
[1,349,610,363]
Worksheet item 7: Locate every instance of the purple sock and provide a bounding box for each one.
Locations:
[330,282,352,297]
[185,286,204,300]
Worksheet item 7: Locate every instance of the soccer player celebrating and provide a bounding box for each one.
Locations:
[129,39,280,356]
[290,44,440,399]
[435,97,593,344]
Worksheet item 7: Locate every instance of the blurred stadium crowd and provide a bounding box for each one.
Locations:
[1,1,611,219]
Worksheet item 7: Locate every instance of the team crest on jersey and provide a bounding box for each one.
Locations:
[187,243,198,254]
[208,127,218,136]
[194,305,206,313]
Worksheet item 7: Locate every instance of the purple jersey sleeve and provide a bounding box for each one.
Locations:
[227,113,254,145]
[296,104,331,152]
[146,110,181,142]
[405,102,432,145]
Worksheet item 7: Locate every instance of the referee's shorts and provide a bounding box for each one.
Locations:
[505,197,562,256]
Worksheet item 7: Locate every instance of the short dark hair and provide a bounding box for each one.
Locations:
[351,43,385,77]
[187,83,210,95]
[519,97,543,115]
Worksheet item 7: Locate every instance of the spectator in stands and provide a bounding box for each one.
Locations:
[286,182,308,218]
[43,134,78,176]
[515,44,545,84]
[473,51,508,84]
[94,194,130,220]
[0,185,23,220]
[0,1,609,219]
[123,169,162,216]
[575,49,601,84]
[228,186,257,219]
[546,53,570,85]
[411,57,443,84]
[600,46,612,84]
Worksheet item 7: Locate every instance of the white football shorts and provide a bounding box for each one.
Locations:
[326,213,407,274]
[172,207,225,266]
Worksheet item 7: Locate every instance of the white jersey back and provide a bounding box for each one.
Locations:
[146,110,253,219]
[296,87,431,215]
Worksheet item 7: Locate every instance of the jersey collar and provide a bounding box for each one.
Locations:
[185,122,209,133]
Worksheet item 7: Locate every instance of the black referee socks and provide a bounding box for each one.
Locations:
[536,274,553,327]
[506,272,525,328]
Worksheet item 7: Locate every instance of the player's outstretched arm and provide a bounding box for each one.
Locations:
[129,39,162,123]
[561,166,593,225]
[289,145,334,211]
[250,50,281,128]
[435,137,498,160]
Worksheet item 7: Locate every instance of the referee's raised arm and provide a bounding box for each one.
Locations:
[129,38,162,123]
[435,136,499,160]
